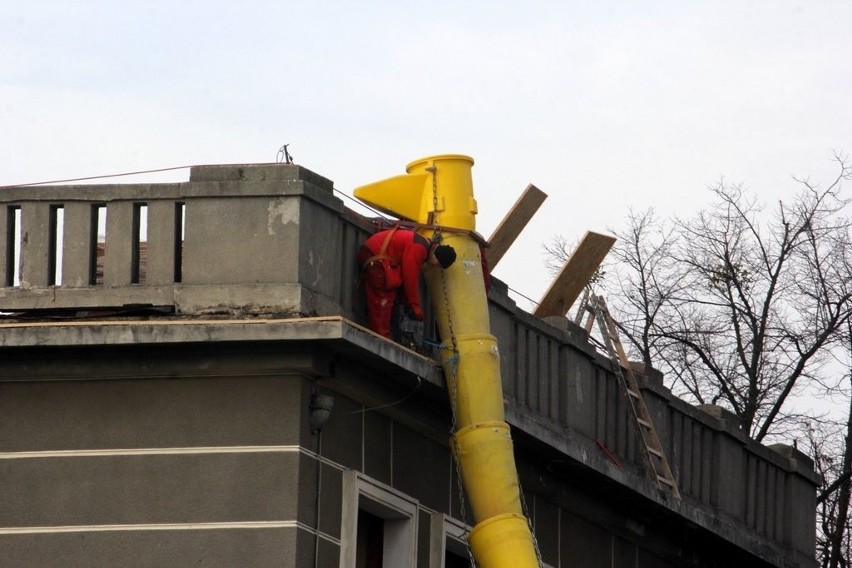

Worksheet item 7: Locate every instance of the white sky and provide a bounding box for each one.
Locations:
[2,1,851,310]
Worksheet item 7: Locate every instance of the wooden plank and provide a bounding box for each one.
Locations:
[533,231,616,318]
[486,184,547,268]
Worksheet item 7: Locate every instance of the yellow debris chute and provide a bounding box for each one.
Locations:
[354,154,540,568]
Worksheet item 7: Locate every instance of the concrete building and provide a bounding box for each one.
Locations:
[0,163,818,567]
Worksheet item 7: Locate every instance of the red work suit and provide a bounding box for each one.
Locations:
[358,228,431,339]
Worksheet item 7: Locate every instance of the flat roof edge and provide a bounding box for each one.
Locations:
[0,315,443,386]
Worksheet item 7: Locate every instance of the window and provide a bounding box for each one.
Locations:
[428,513,471,568]
[356,509,384,568]
[444,550,468,568]
[341,471,418,568]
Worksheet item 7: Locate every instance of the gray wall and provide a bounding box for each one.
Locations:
[0,336,793,568]
[0,354,314,566]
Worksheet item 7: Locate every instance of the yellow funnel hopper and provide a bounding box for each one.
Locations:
[353,154,477,230]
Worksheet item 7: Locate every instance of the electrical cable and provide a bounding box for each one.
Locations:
[350,376,423,414]
[1,164,193,189]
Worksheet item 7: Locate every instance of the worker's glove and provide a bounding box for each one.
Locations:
[409,304,425,321]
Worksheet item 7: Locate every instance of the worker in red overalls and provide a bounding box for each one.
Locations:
[358,227,457,339]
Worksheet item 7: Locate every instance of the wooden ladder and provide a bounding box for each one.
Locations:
[575,290,681,499]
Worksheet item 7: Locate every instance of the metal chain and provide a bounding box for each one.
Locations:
[439,263,459,353]
[427,165,440,229]
[447,355,477,568]
[427,163,475,566]
[518,479,545,568]
[430,164,457,353]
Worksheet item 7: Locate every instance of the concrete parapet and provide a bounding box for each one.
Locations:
[697,403,743,431]
[485,283,818,565]
[629,361,664,387]
[188,163,334,189]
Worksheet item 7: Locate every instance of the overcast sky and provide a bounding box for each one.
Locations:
[2,1,851,308]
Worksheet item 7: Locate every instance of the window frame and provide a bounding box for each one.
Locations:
[340,471,419,568]
[428,512,471,568]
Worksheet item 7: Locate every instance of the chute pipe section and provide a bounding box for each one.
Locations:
[452,421,524,520]
[439,333,505,428]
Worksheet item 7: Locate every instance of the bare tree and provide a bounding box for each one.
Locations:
[806,404,852,568]
[541,233,573,277]
[658,157,852,440]
[816,321,852,568]
[606,208,679,369]
[545,154,852,441]
[828,395,852,568]
[545,153,852,568]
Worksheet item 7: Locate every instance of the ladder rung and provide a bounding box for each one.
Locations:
[647,446,664,458]
[627,389,641,399]
[637,418,653,429]
[657,475,676,487]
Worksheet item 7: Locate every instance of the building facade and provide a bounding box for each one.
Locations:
[0,164,818,567]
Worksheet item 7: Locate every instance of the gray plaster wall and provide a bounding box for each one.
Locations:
[0,331,790,568]
[0,350,321,567]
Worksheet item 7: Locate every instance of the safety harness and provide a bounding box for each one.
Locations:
[360,226,399,270]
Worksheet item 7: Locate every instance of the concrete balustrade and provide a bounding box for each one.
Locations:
[0,164,355,316]
[488,286,818,563]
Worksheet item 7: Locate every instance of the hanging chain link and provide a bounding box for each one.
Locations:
[518,479,545,568]
[427,164,475,566]
[426,165,443,246]
[447,356,477,568]
[429,164,458,352]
